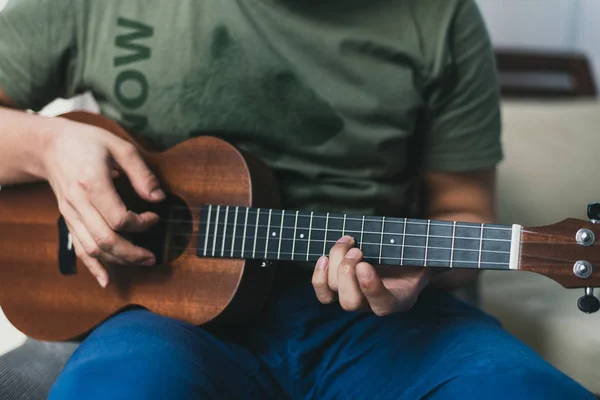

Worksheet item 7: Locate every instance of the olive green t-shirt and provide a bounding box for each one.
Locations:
[0,0,502,218]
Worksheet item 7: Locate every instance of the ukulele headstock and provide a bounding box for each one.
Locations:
[520,202,600,313]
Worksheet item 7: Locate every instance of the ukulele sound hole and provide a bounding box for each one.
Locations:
[115,178,193,265]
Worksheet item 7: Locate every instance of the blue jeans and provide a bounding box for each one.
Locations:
[49,285,593,399]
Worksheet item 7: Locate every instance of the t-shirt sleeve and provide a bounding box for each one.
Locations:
[0,0,77,111]
[422,0,503,172]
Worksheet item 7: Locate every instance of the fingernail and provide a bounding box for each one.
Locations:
[316,256,328,270]
[142,257,156,266]
[346,248,362,259]
[150,189,165,201]
[97,275,108,288]
[337,235,354,244]
[357,264,372,281]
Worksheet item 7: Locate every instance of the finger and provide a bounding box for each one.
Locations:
[356,262,400,316]
[108,139,165,202]
[68,225,109,288]
[79,165,159,233]
[312,256,337,304]
[65,191,156,265]
[327,235,355,291]
[337,247,367,312]
[66,213,129,266]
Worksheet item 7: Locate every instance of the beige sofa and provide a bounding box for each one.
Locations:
[481,99,600,394]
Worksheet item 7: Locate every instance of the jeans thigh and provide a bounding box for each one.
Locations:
[49,309,286,400]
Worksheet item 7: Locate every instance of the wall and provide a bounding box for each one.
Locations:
[576,0,600,88]
[476,0,577,49]
[476,0,600,90]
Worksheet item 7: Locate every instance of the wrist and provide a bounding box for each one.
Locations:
[25,114,62,181]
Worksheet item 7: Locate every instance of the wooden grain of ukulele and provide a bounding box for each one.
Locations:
[1,112,599,341]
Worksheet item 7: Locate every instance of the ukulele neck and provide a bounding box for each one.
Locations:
[196,205,523,270]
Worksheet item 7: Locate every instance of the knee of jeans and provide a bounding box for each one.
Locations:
[89,309,221,355]
[83,308,208,346]
[49,310,224,399]
[429,368,594,400]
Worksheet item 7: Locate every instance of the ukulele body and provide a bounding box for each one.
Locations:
[0,112,279,341]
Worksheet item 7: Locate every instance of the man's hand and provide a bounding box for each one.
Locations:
[40,117,165,288]
[312,235,432,316]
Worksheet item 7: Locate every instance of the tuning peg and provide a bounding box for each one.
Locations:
[578,287,600,314]
[588,202,600,222]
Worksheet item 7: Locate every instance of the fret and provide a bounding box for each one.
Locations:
[342,214,347,237]
[265,209,282,259]
[279,211,296,261]
[451,222,482,268]
[359,216,366,250]
[264,210,281,258]
[477,223,484,269]
[294,212,311,261]
[220,206,229,257]
[450,221,456,268]
[400,218,407,265]
[291,211,299,261]
[211,205,220,257]
[230,206,239,257]
[324,213,344,254]
[306,212,314,261]
[241,207,250,258]
[264,209,273,258]
[277,210,285,258]
[308,212,326,258]
[232,207,247,258]
[427,220,453,267]
[361,217,383,261]
[202,205,212,256]
[322,213,330,256]
[381,217,404,265]
[214,206,228,258]
[254,209,269,259]
[252,208,261,258]
[342,215,362,244]
[222,207,235,257]
[424,219,430,266]
[402,219,427,266]
[481,223,512,269]
[378,217,386,264]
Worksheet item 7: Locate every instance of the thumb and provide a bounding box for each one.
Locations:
[109,141,165,202]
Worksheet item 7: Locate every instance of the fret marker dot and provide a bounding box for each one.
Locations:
[272,232,277,237]
[390,239,395,244]
[300,234,305,239]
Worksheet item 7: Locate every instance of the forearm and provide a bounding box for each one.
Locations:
[0,106,53,186]
[427,210,496,291]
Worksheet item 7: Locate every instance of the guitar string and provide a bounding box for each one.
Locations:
[126,219,513,254]
[146,220,513,243]
[136,207,573,241]
[158,249,510,266]
[150,205,514,231]
[141,245,586,268]
[158,232,512,255]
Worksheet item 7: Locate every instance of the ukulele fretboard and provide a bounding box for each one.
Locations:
[196,206,521,270]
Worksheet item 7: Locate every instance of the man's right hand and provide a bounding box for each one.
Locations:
[40,116,165,288]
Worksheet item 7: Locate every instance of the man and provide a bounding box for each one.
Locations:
[0,0,593,398]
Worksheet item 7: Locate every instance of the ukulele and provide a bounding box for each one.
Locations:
[0,112,599,341]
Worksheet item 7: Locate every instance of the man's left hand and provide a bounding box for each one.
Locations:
[311,235,432,316]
